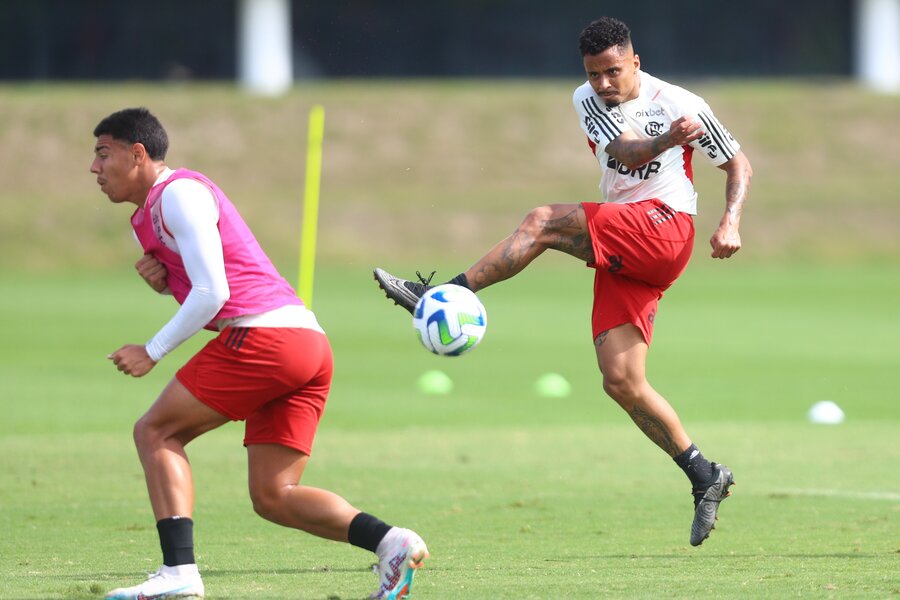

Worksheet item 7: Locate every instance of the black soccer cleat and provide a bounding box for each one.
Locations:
[373,268,435,315]
[690,463,734,546]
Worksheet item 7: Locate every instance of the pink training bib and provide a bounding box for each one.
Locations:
[132,168,302,330]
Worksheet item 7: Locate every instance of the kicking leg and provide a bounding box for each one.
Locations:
[465,203,594,291]
[374,203,593,312]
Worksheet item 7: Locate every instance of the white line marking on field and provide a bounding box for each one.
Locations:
[778,488,900,501]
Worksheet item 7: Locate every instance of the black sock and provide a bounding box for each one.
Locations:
[446,273,471,290]
[157,516,195,566]
[348,512,392,553]
[673,444,714,488]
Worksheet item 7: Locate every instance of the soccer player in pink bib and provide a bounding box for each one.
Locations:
[92,107,426,600]
[375,16,752,547]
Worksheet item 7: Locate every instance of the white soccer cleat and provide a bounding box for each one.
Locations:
[105,564,205,599]
[369,527,429,600]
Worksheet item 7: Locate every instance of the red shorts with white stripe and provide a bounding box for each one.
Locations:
[582,199,694,345]
[176,326,333,455]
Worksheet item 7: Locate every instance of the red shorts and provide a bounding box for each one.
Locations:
[582,199,694,344]
[176,326,333,455]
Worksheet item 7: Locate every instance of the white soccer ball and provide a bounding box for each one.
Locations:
[413,284,487,356]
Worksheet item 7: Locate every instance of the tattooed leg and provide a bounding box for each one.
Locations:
[628,405,680,456]
[594,324,692,457]
[466,204,593,291]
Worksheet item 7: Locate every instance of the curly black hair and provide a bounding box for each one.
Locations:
[93,107,169,160]
[578,17,632,56]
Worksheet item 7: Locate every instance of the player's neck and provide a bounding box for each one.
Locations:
[134,163,169,208]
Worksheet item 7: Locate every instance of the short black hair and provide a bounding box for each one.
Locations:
[579,17,632,56]
[93,107,169,160]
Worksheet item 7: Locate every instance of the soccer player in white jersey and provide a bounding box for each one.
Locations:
[374,16,752,547]
[92,108,427,599]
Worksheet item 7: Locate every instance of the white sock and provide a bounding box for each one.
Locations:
[160,563,200,578]
[375,527,404,556]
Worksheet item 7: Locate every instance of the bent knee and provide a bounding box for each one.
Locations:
[517,206,554,236]
[250,491,277,521]
[133,415,163,449]
[524,205,570,231]
[249,485,287,522]
[602,372,643,407]
[526,205,556,221]
[520,204,587,249]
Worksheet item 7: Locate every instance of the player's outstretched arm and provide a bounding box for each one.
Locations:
[606,116,704,169]
[710,151,753,259]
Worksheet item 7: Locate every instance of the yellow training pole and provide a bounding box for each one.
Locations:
[298,104,325,308]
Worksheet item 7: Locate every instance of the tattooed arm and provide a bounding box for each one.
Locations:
[710,151,752,259]
[605,116,705,170]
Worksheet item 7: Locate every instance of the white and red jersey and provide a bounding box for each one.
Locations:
[573,70,740,215]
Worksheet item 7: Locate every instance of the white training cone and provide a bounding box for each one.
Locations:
[807,400,845,425]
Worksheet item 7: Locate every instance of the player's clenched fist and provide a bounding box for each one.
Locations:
[107,344,157,377]
[666,116,705,147]
[135,253,168,293]
[709,222,742,259]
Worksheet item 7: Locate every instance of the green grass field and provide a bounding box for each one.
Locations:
[2,259,898,599]
[1,80,899,598]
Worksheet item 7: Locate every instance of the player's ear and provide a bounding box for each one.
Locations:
[633,53,641,71]
[131,142,147,164]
